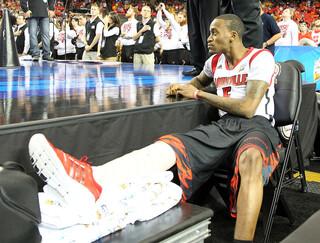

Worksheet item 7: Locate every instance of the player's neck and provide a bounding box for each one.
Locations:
[225,46,249,69]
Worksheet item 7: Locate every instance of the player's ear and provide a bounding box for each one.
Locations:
[230,31,237,42]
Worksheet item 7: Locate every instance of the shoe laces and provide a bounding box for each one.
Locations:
[66,154,92,184]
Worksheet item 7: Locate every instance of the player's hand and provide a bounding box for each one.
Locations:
[166,83,181,96]
[175,84,198,99]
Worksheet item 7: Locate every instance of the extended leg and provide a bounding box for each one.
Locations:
[92,141,176,189]
[234,148,263,241]
[29,134,176,207]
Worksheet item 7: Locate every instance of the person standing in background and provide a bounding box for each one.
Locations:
[72,17,85,60]
[14,13,30,56]
[120,6,139,63]
[157,3,182,65]
[221,0,263,49]
[183,0,263,76]
[132,5,161,65]
[55,19,77,60]
[298,22,317,46]
[182,0,220,76]
[20,0,55,61]
[260,2,281,55]
[311,19,320,46]
[275,8,299,46]
[82,4,104,60]
[98,11,121,61]
[75,14,87,60]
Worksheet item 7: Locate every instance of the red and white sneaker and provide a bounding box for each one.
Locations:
[29,134,102,208]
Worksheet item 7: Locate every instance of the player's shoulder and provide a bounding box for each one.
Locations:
[248,48,275,66]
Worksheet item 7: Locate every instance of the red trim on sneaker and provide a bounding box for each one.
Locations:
[47,140,102,201]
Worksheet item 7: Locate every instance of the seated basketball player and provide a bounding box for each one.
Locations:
[29,14,280,242]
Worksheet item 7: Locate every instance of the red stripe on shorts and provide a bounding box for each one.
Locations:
[157,135,192,202]
[229,143,281,217]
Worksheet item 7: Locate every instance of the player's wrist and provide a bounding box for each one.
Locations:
[264,41,269,46]
[194,90,202,100]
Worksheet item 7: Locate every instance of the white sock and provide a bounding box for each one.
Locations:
[92,141,176,189]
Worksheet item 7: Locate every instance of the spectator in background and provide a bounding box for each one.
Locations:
[275,8,299,46]
[298,22,317,46]
[176,11,190,65]
[71,17,83,60]
[120,6,139,63]
[99,7,106,22]
[14,13,30,56]
[75,14,87,60]
[260,2,281,55]
[311,19,320,46]
[298,23,313,41]
[49,18,59,59]
[157,3,182,65]
[98,11,121,61]
[132,5,161,64]
[55,19,77,60]
[83,4,104,60]
[20,0,55,61]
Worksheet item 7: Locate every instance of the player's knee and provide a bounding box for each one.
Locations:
[238,148,263,180]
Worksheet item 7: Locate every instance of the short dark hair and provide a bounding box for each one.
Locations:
[215,14,244,40]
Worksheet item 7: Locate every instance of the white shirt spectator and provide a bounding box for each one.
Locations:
[55,25,77,56]
[120,19,138,46]
[157,9,180,50]
[75,25,85,48]
[276,19,299,46]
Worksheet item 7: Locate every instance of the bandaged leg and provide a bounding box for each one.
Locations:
[92,141,176,189]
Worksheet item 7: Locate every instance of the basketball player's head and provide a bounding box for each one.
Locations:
[207,14,244,54]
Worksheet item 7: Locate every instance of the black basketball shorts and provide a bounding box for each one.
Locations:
[157,115,281,216]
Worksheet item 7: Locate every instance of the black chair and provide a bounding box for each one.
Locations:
[211,60,307,243]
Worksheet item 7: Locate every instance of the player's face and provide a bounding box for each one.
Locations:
[207,19,232,54]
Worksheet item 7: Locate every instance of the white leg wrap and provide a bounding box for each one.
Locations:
[92,141,176,188]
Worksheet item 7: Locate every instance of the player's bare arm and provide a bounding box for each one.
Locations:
[166,71,213,96]
[198,79,268,119]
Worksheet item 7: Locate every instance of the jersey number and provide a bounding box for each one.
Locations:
[223,87,231,97]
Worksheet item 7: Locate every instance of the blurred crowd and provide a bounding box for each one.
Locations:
[1,0,319,64]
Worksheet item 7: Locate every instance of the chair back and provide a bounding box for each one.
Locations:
[273,61,303,127]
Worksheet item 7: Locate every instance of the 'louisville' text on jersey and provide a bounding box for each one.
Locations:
[214,74,249,88]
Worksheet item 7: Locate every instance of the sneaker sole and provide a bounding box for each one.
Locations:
[29,134,95,208]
